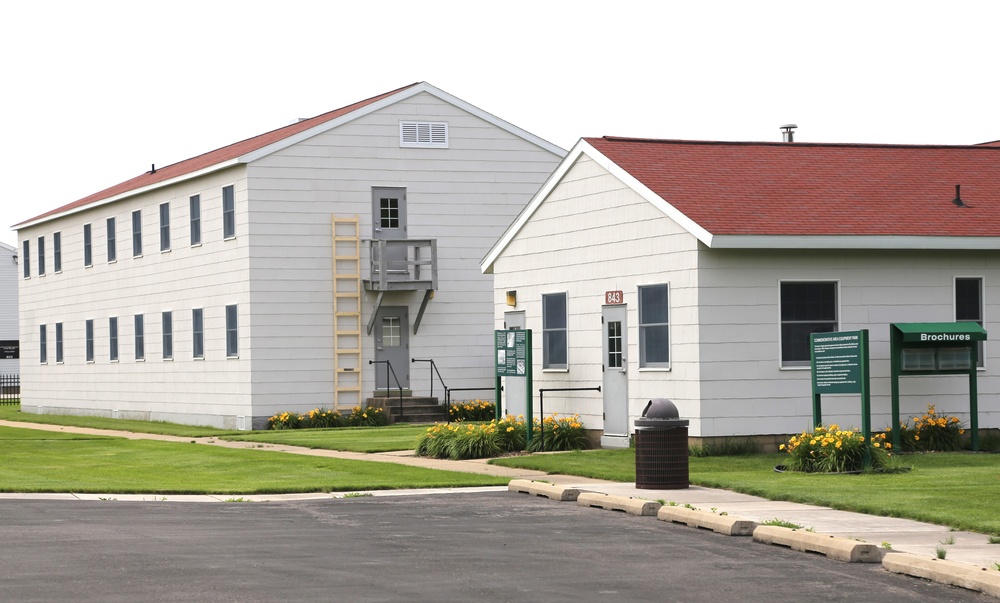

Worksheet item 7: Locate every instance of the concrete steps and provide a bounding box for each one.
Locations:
[366,396,447,424]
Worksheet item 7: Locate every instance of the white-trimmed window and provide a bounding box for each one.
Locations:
[85,319,94,363]
[83,224,93,267]
[135,314,145,361]
[107,217,117,262]
[132,210,142,257]
[222,185,236,239]
[37,236,45,276]
[22,240,30,278]
[192,308,204,359]
[55,322,64,364]
[399,121,448,148]
[780,281,838,367]
[542,292,568,369]
[159,203,171,252]
[956,277,985,368]
[53,232,61,272]
[190,195,201,245]
[639,284,670,368]
[162,311,173,359]
[109,317,119,362]
[226,305,239,357]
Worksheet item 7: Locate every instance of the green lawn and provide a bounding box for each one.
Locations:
[0,426,506,494]
[0,404,236,437]
[491,449,1000,535]
[223,424,429,452]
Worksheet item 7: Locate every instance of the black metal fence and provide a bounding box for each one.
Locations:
[0,374,20,404]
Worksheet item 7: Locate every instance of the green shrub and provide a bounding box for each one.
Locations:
[415,413,588,460]
[780,424,892,473]
[888,404,966,452]
[348,405,388,427]
[527,414,589,452]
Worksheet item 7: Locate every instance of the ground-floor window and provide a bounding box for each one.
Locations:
[780,281,838,367]
[542,292,567,369]
[638,284,669,367]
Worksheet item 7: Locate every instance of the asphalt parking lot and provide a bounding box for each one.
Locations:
[0,491,993,603]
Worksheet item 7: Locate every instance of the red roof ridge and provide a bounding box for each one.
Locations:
[588,136,1000,151]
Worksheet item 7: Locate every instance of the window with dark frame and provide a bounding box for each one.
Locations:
[226,305,238,357]
[55,322,64,363]
[83,223,92,266]
[159,203,170,251]
[192,308,204,359]
[542,293,567,369]
[109,317,119,362]
[107,217,117,262]
[132,210,142,257]
[85,319,94,362]
[39,324,47,364]
[37,236,45,275]
[223,185,235,239]
[780,281,838,366]
[135,314,145,360]
[162,311,173,359]
[22,240,29,278]
[53,232,61,272]
[190,195,201,245]
[638,284,670,367]
[956,277,985,368]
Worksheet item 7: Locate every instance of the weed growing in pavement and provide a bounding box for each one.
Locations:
[936,546,948,559]
[224,497,251,503]
[941,536,956,545]
[989,536,1000,545]
[342,492,373,498]
[993,562,1000,571]
[761,518,804,529]
[881,542,893,550]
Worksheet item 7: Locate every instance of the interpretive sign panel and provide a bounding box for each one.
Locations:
[810,331,863,394]
[495,330,528,377]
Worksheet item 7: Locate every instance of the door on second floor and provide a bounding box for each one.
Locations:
[372,187,408,281]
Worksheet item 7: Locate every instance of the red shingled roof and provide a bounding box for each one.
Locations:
[584,137,1000,237]
[17,83,421,227]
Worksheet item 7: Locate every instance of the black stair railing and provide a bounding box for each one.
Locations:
[411,358,447,399]
[368,360,404,418]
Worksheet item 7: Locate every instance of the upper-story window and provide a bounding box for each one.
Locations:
[780,281,838,367]
[159,203,171,252]
[399,121,448,148]
[83,224,93,267]
[132,210,142,257]
[222,185,236,239]
[190,195,201,245]
[53,232,62,272]
[22,240,29,278]
[956,277,985,368]
[107,217,117,262]
[37,236,45,276]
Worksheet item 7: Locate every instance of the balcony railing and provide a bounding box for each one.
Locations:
[365,239,437,292]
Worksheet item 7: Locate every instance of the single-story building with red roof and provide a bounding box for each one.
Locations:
[481,135,1000,446]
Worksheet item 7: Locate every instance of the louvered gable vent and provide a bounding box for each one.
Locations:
[400,121,448,148]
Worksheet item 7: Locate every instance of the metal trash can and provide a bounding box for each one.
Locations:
[634,398,689,489]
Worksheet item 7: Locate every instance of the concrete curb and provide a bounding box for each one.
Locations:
[577,492,660,516]
[753,525,881,563]
[657,506,757,536]
[508,479,581,501]
[883,552,1000,598]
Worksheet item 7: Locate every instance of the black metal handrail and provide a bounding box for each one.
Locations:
[445,387,499,424]
[368,360,404,418]
[411,358,447,398]
[537,386,601,450]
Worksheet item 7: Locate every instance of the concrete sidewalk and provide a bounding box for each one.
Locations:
[3,419,1000,580]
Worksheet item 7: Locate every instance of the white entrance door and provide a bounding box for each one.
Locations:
[601,304,630,448]
[503,311,526,417]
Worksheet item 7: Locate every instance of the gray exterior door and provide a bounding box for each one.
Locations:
[372,187,408,281]
[374,306,409,390]
[503,311,526,417]
[602,305,629,447]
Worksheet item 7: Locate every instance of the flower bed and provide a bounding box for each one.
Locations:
[887,404,966,452]
[415,414,588,460]
[779,424,892,473]
[267,406,387,430]
[448,399,496,422]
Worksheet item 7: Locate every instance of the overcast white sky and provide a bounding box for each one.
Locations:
[3,0,998,247]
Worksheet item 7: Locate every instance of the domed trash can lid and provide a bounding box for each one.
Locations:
[635,398,688,428]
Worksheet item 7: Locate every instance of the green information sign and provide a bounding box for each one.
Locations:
[495,329,528,377]
[811,332,863,394]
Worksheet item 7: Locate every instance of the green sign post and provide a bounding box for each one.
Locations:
[495,329,533,442]
[810,329,872,467]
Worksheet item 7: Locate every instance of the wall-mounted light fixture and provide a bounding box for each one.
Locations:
[505,290,517,307]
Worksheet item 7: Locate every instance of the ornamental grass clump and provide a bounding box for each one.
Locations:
[780,424,892,473]
[887,404,966,452]
[448,399,496,422]
[415,413,588,460]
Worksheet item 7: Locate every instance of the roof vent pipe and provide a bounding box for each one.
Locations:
[953,184,966,207]
[780,124,797,142]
